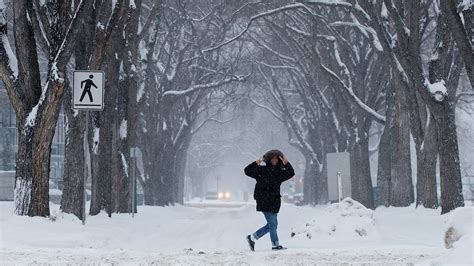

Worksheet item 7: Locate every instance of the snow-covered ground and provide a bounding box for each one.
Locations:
[0,199,472,265]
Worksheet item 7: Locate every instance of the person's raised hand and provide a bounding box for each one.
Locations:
[256,157,263,165]
[279,155,289,165]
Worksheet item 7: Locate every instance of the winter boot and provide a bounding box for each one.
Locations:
[272,245,286,250]
[246,235,255,251]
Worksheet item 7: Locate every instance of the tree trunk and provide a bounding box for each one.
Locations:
[91,110,113,216]
[29,135,53,217]
[140,132,158,205]
[114,75,131,213]
[435,103,464,214]
[350,136,374,209]
[60,19,94,218]
[175,138,191,205]
[14,78,66,217]
[86,120,100,215]
[31,83,66,216]
[390,79,414,206]
[14,132,35,216]
[89,54,119,216]
[89,122,100,214]
[141,156,154,205]
[377,116,392,207]
[60,106,86,219]
[415,114,439,208]
[111,1,142,213]
[155,145,175,206]
[302,157,317,205]
[143,179,155,205]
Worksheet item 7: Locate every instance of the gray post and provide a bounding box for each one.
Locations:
[82,111,89,225]
[327,152,351,202]
[130,148,137,218]
[337,171,342,202]
[132,156,136,218]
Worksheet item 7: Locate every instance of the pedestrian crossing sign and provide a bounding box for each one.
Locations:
[73,71,105,110]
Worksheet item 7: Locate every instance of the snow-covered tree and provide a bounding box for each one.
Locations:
[62,0,123,219]
[135,0,246,205]
[0,0,92,216]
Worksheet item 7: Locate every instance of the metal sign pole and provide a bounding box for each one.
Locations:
[130,148,137,218]
[82,110,89,225]
[337,172,342,202]
[132,156,135,218]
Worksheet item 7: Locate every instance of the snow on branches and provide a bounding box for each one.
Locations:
[425,79,448,102]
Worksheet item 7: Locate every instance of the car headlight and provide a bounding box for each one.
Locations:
[218,192,224,199]
[225,192,230,198]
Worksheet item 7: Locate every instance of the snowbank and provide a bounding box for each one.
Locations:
[1,201,472,264]
[290,198,378,242]
[429,207,474,265]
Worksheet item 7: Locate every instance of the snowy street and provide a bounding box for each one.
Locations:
[1,200,471,265]
[0,246,442,265]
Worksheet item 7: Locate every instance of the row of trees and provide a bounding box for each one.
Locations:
[238,0,471,213]
[0,0,471,217]
[0,0,247,218]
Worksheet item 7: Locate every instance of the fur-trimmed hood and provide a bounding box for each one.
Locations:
[263,149,284,163]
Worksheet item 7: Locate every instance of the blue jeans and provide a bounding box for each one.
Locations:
[253,212,279,246]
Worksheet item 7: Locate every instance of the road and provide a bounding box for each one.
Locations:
[1,246,443,265]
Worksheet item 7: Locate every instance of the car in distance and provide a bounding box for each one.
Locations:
[205,191,231,200]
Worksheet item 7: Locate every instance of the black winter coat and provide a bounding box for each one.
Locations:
[244,161,295,213]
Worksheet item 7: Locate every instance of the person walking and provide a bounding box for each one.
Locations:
[244,149,295,251]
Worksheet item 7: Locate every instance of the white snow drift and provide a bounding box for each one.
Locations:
[0,199,472,265]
